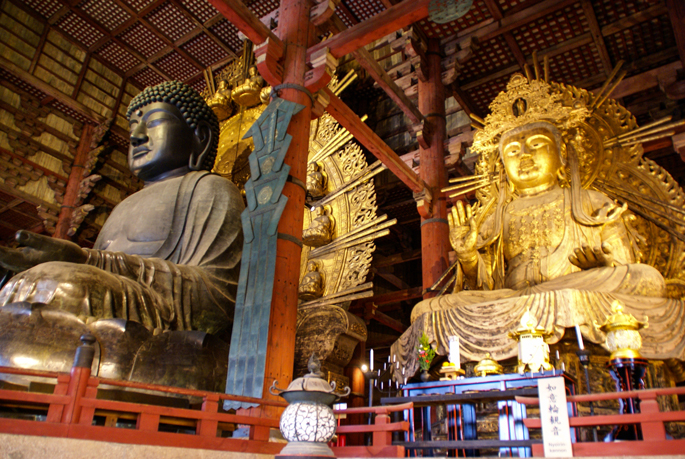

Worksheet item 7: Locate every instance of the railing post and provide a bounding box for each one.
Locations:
[197,393,220,437]
[373,411,392,448]
[61,334,96,424]
[639,393,667,440]
[46,374,71,422]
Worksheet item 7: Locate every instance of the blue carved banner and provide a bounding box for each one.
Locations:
[224,97,304,410]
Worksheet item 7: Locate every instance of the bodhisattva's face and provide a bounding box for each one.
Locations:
[128,102,196,182]
[501,126,562,195]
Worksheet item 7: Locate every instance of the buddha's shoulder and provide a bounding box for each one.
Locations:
[192,172,241,197]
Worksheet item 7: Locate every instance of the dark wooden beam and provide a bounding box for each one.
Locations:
[0,56,105,124]
[307,0,431,61]
[581,0,613,75]
[666,0,685,69]
[28,22,50,73]
[324,88,425,193]
[364,306,406,333]
[478,0,577,42]
[450,83,480,117]
[327,16,424,126]
[603,60,682,99]
[482,0,527,71]
[372,249,422,268]
[601,2,669,36]
[206,0,281,46]
[460,33,594,90]
[168,0,237,58]
[358,287,423,309]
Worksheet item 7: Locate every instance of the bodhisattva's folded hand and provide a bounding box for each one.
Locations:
[0,230,88,273]
[448,201,478,262]
[568,242,614,270]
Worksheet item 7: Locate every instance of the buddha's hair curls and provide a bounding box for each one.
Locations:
[127,81,219,171]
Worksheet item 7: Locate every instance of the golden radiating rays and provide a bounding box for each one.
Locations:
[603,115,685,148]
[442,173,501,199]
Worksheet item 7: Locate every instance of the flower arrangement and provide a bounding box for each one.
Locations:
[417,332,436,371]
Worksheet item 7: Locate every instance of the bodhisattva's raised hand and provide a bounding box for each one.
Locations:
[0,230,88,273]
[448,201,478,263]
[569,242,614,270]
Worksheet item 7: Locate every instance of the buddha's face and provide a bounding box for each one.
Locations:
[501,126,561,194]
[128,102,196,182]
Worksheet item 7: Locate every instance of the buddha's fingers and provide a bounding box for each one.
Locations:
[0,246,28,272]
[465,203,473,221]
[456,200,466,226]
[15,230,55,251]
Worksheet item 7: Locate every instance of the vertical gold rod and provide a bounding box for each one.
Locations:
[591,60,624,109]
[594,70,627,110]
[524,64,533,81]
[532,50,540,80]
[543,55,550,83]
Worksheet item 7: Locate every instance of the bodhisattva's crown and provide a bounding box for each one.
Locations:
[472,73,590,155]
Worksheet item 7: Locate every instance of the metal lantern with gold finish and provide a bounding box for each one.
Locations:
[508,310,554,374]
[595,300,650,440]
[594,300,648,360]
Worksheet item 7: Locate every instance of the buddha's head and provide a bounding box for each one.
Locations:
[126,81,219,182]
[499,121,563,195]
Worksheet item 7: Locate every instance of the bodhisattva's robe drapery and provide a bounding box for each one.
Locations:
[0,171,244,336]
[393,186,685,379]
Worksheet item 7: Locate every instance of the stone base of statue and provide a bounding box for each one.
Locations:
[391,284,685,381]
[295,304,367,390]
[0,302,229,392]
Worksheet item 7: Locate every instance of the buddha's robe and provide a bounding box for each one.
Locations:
[0,171,244,336]
[393,187,685,378]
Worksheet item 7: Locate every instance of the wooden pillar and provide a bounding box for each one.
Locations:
[258,0,313,414]
[53,123,95,240]
[418,39,450,298]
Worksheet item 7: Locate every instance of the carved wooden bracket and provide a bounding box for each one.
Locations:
[76,174,101,206]
[67,203,95,237]
[90,118,113,149]
[305,47,338,95]
[411,119,432,149]
[310,0,340,26]
[404,37,428,82]
[37,204,58,235]
[414,186,433,219]
[311,88,331,119]
[255,37,285,86]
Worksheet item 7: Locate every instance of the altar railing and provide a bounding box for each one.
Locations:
[517,386,685,456]
[0,360,286,453]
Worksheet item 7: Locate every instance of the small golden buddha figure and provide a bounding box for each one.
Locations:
[306,162,326,199]
[207,79,233,121]
[299,260,325,302]
[232,66,265,107]
[303,206,334,247]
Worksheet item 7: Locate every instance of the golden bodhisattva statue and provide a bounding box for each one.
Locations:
[392,71,685,378]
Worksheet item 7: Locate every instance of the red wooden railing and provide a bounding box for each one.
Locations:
[331,402,413,458]
[0,363,286,453]
[516,386,685,456]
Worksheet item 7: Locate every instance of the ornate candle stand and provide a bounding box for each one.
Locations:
[270,354,350,459]
[595,300,649,441]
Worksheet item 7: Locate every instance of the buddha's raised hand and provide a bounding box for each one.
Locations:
[0,230,87,273]
[448,201,478,262]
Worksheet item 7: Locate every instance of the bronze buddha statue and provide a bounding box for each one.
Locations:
[0,81,244,390]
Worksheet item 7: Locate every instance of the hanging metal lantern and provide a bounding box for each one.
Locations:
[429,0,473,24]
[270,354,350,457]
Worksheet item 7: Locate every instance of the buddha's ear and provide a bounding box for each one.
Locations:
[189,119,213,170]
